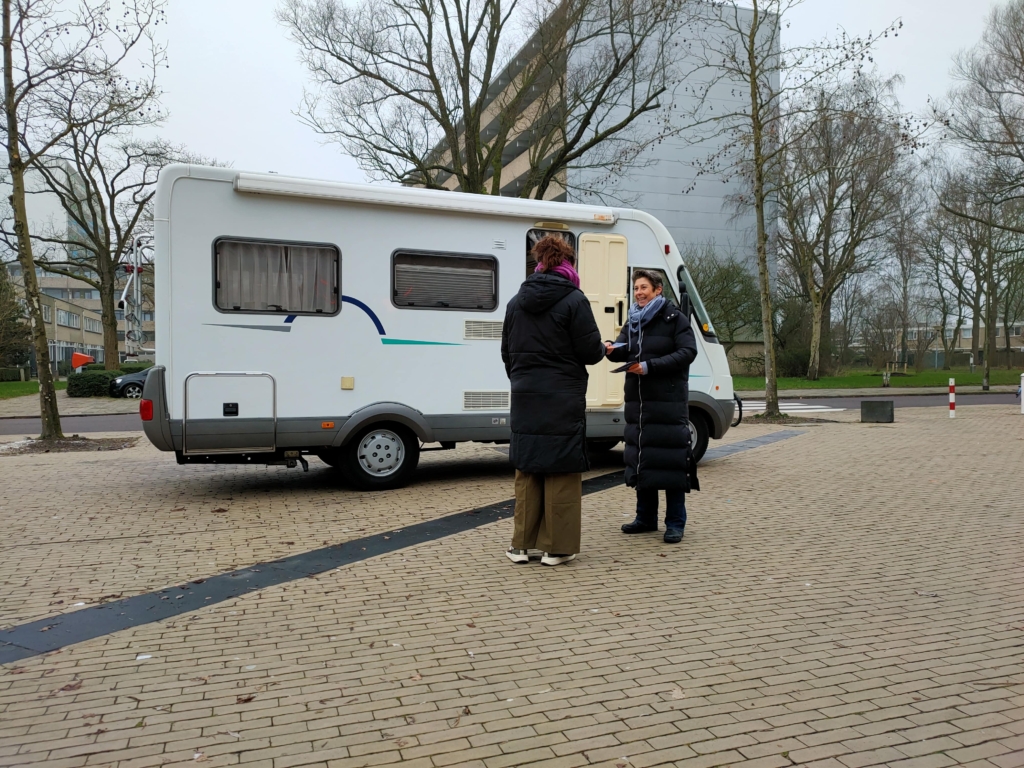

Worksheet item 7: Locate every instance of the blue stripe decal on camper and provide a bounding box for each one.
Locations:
[341,295,386,336]
[284,315,296,323]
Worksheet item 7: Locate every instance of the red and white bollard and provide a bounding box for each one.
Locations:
[949,378,955,419]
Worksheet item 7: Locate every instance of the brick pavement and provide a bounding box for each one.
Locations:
[1,405,1022,768]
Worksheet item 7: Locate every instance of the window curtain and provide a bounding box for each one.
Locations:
[217,242,337,313]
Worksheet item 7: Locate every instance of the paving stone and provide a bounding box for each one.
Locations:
[0,407,1022,768]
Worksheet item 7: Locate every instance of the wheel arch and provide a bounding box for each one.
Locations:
[689,391,727,439]
[332,402,435,448]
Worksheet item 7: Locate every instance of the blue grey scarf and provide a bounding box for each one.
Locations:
[626,295,666,352]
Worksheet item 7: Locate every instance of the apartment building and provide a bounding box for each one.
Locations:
[5,262,155,364]
[420,3,771,274]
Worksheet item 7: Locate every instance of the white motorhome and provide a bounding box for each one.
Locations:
[141,165,736,490]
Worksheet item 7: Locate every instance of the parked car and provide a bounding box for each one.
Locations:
[110,370,150,399]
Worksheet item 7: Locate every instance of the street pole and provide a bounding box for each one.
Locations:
[949,378,955,419]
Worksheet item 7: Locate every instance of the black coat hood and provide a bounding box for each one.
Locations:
[500,271,605,474]
[517,272,578,313]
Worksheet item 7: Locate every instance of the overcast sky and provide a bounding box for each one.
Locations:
[159,0,1001,183]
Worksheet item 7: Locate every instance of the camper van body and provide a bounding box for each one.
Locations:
[142,165,735,488]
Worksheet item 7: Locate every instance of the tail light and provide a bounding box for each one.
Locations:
[140,399,153,421]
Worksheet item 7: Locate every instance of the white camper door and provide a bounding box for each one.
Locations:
[578,233,628,408]
[183,373,276,454]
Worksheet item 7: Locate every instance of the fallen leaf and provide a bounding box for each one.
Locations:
[236,694,256,704]
[39,625,57,632]
[658,553,667,558]
[171,507,185,511]
[58,679,83,692]
[86,728,107,736]
[134,719,145,728]
[410,673,422,681]
[462,706,471,715]
[211,508,228,513]
[467,623,476,628]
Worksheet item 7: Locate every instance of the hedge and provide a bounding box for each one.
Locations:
[119,362,153,375]
[0,367,27,382]
[67,370,120,398]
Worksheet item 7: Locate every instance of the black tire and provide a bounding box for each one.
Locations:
[341,424,421,490]
[123,383,144,399]
[587,439,621,454]
[688,410,711,464]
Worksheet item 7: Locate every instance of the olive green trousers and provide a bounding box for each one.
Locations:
[511,470,583,555]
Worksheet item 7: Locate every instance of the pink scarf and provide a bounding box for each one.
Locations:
[535,260,581,289]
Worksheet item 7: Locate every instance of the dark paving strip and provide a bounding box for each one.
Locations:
[0,414,141,435]
[0,431,804,665]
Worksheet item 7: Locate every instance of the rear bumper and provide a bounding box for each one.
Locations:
[141,366,175,451]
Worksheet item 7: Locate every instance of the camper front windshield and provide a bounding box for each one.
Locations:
[676,264,717,336]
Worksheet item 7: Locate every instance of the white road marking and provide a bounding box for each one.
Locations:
[742,401,846,414]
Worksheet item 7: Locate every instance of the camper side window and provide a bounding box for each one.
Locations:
[215,239,339,315]
[392,251,497,311]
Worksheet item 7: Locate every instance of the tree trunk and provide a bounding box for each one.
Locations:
[971,300,980,362]
[98,257,120,369]
[806,292,823,381]
[983,259,996,391]
[746,0,779,417]
[3,0,63,439]
[820,293,833,375]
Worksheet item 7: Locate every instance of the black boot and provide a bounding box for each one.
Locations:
[621,519,658,534]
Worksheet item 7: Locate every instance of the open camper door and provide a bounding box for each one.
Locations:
[183,373,276,454]
[578,233,628,408]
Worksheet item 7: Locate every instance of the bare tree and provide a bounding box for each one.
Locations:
[777,75,912,380]
[918,202,967,370]
[673,0,900,414]
[859,283,900,369]
[883,172,928,370]
[2,0,165,438]
[832,272,865,369]
[941,0,1024,233]
[682,240,761,355]
[279,0,689,202]
[16,134,214,369]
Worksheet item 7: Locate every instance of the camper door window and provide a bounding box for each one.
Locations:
[214,238,339,315]
[392,251,497,311]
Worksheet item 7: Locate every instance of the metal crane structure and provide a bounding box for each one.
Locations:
[118,234,154,361]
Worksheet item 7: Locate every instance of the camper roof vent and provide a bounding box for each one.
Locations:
[463,391,510,411]
[464,320,503,340]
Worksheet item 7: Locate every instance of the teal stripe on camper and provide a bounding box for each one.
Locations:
[381,338,462,346]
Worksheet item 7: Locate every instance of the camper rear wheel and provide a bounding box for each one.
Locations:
[341,423,420,490]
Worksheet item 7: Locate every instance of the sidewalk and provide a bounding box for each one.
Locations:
[736,384,1019,398]
[0,390,138,419]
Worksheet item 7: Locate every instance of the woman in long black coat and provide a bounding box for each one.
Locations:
[501,235,606,566]
[606,269,699,544]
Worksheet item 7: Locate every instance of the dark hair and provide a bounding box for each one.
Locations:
[632,269,664,291]
[533,234,576,270]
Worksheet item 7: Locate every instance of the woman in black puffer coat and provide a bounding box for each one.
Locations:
[606,269,699,544]
[501,235,606,566]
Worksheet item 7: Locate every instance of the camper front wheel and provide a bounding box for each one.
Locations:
[341,424,421,490]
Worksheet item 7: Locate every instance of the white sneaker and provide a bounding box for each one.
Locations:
[506,548,530,564]
[541,553,577,566]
